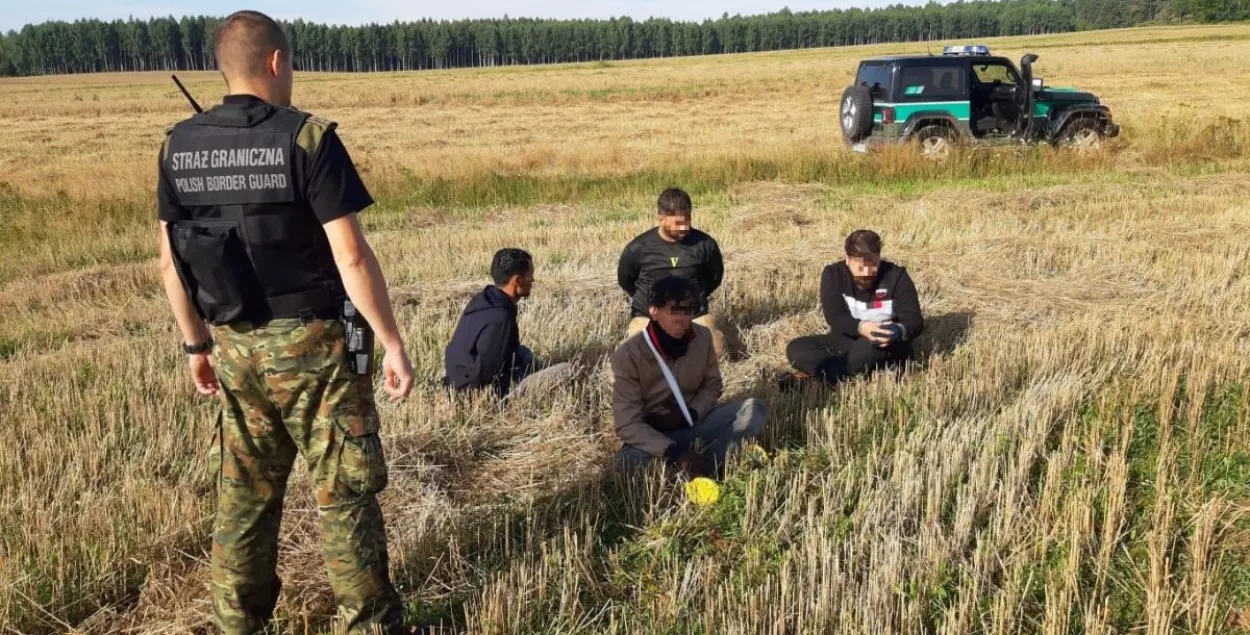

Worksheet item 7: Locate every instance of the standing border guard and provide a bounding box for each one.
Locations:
[156,11,415,635]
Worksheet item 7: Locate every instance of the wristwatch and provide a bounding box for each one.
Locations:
[182,339,214,355]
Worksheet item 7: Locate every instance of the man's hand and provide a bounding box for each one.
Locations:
[189,353,220,396]
[877,322,905,348]
[675,450,711,477]
[324,214,410,396]
[859,320,890,345]
[381,347,414,402]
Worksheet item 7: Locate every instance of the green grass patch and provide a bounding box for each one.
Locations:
[0,193,154,285]
[1194,384,1250,497]
[375,147,1129,212]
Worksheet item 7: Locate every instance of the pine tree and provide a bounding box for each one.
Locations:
[0,1,1244,77]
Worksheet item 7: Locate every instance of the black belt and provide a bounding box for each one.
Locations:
[263,285,345,322]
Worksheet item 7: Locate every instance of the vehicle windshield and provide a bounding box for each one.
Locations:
[855,62,893,99]
[973,63,1021,86]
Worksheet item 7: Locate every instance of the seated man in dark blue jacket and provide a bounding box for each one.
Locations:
[783,229,924,389]
[444,248,570,397]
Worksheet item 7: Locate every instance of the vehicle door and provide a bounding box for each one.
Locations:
[971,61,1024,133]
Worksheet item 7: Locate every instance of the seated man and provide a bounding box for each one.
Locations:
[784,229,924,388]
[444,248,570,398]
[617,187,726,357]
[612,275,768,477]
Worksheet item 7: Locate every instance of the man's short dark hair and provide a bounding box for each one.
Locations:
[657,188,693,216]
[648,276,700,309]
[845,229,882,258]
[491,248,533,286]
[214,10,290,79]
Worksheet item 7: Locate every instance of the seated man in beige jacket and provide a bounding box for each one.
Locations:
[611,275,769,476]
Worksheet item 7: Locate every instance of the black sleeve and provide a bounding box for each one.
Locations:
[892,267,925,340]
[306,128,374,225]
[821,266,861,338]
[157,140,187,222]
[704,238,724,296]
[617,241,641,297]
[473,319,516,393]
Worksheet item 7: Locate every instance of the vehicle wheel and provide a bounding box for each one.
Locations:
[839,85,874,144]
[913,125,954,159]
[1061,118,1104,153]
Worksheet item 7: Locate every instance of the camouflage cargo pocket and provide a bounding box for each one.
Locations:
[332,413,389,497]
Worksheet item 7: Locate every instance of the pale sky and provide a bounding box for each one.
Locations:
[2,0,929,33]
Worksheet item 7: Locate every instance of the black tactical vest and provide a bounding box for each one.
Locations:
[163,101,344,325]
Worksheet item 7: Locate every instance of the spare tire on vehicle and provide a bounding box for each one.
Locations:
[840,85,874,143]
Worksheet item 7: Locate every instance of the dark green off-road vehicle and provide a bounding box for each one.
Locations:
[839,45,1120,157]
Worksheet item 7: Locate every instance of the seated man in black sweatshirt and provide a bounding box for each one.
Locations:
[444,248,571,398]
[617,187,727,357]
[784,229,924,388]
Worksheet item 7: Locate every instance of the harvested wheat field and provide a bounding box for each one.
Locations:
[2,22,1249,635]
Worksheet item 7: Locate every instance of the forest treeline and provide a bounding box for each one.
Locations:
[1,0,1245,76]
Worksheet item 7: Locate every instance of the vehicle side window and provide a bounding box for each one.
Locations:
[973,63,1020,86]
[897,65,966,101]
[855,62,893,100]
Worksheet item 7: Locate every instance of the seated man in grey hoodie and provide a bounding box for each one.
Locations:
[611,275,769,477]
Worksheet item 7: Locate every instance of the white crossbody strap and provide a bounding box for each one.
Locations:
[643,330,695,427]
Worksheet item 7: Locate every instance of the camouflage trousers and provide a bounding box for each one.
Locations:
[208,318,404,635]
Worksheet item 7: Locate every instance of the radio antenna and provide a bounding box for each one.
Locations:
[171,74,203,113]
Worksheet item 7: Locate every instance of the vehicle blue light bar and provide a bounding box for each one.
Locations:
[943,44,990,56]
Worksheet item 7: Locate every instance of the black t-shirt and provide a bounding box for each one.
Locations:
[305,128,373,224]
[158,95,372,225]
[617,227,724,318]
